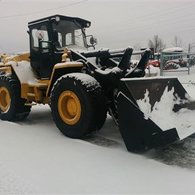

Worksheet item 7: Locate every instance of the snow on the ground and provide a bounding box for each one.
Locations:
[0,67,195,194]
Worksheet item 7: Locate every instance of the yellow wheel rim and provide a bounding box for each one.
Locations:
[0,87,11,112]
[58,90,81,125]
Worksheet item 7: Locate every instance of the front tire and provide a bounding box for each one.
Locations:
[50,73,107,138]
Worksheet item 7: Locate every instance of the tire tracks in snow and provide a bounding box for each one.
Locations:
[146,134,195,170]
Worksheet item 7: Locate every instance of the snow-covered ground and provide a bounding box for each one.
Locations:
[0,67,195,194]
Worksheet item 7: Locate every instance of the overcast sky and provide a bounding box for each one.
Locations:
[0,0,195,53]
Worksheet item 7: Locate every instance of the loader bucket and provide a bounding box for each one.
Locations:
[117,77,195,152]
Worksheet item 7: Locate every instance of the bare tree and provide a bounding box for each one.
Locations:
[172,36,183,47]
[148,35,166,53]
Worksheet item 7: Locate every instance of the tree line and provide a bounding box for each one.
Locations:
[136,35,183,53]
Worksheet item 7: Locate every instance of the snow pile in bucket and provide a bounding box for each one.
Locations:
[137,87,195,139]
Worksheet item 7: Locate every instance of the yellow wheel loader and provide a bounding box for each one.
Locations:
[0,15,195,152]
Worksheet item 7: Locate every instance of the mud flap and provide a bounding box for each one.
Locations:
[117,77,195,152]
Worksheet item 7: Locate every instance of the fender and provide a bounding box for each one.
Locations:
[46,62,83,97]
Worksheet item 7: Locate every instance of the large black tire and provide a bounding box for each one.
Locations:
[164,62,180,70]
[0,74,31,121]
[50,73,107,138]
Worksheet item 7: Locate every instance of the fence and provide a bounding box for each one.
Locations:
[160,52,195,76]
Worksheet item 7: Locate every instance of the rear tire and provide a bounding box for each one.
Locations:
[164,62,180,70]
[50,73,107,138]
[0,75,31,121]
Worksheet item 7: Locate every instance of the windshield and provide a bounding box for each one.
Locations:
[52,20,87,49]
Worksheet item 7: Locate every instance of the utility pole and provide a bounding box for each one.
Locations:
[188,43,190,53]
[188,42,195,53]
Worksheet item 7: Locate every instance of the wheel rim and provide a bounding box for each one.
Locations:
[0,87,11,112]
[58,90,81,125]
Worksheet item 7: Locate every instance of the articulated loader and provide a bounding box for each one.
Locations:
[0,15,195,152]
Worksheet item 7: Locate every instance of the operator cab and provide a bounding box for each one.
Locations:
[28,15,95,79]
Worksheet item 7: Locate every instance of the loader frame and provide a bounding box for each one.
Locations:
[0,60,84,104]
[1,14,195,153]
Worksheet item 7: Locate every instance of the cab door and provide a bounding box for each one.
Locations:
[30,23,54,79]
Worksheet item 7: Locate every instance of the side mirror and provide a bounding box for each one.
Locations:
[86,35,97,49]
[90,36,97,46]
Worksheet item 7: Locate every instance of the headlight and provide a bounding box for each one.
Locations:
[55,16,60,22]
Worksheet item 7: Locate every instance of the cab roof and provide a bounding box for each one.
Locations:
[28,14,91,28]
